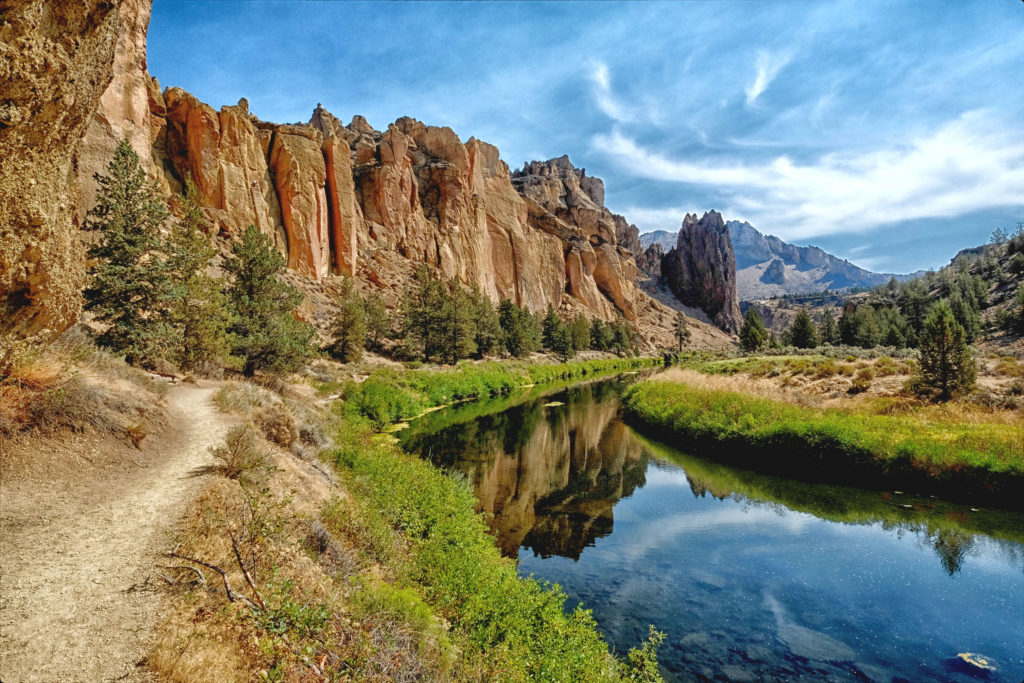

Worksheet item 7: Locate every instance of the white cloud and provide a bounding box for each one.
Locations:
[595,109,1024,241]
[590,61,632,122]
[745,49,793,106]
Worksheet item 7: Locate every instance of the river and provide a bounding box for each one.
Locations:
[398,374,1024,682]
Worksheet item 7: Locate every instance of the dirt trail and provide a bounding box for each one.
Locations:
[0,383,234,682]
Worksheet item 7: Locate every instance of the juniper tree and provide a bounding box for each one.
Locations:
[788,309,819,349]
[818,309,839,345]
[438,281,477,365]
[167,177,232,373]
[739,308,768,352]
[224,225,315,376]
[674,311,691,352]
[329,277,366,363]
[83,139,176,365]
[917,301,976,400]
[498,299,540,357]
[568,313,591,352]
[550,321,575,362]
[590,317,612,351]
[468,285,502,358]
[362,291,389,350]
[541,304,562,350]
[401,265,446,361]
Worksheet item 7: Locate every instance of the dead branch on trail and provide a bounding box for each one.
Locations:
[159,564,207,586]
[168,546,260,611]
[230,531,266,609]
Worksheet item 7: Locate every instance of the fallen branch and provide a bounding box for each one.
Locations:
[230,531,266,609]
[169,548,259,611]
[159,564,207,586]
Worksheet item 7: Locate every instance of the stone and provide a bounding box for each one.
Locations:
[661,210,743,333]
[269,126,330,278]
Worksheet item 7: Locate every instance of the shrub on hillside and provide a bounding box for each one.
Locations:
[253,403,299,447]
[210,424,271,486]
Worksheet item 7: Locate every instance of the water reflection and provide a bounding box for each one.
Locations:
[402,381,649,558]
[400,376,1024,682]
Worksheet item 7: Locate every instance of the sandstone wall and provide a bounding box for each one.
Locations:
[0,0,127,367]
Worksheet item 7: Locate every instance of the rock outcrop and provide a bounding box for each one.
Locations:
[661,211,742,333]
[0,0,129,367]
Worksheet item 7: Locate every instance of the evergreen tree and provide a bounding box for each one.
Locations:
[83,139,176,365]
[609,318,634,356]
[550,321,575,362]
[329,277,366,363]
[498,299,540,357]
[948,293,981,342]
[568,313,591,352]
[468,285,502,358]
[541,304,562,350]
[224,225,316,376]
[917,301,976,400]
[401,265,446,361]
[817,309,839,345]
[673,311,691,352]
[438,281,477,365]
[168,176,232,373]
[590,317,612,351]
[788,310,819,349]
[768,332,782,350]
[363,291,389,350]
[739,308,768,352]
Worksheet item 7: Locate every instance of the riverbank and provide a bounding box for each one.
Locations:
[623,368,1024,509]
[328,356,661,428]
[145,357,664,681]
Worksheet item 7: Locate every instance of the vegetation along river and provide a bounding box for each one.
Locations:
[399,374,1024,682]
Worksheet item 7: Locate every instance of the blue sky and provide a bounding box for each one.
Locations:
[148,0,1024,274]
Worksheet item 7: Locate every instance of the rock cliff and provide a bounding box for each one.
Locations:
[2,0,738,357]
[0,0,130,367]
[661,211,743,333]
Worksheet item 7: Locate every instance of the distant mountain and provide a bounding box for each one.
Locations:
[639,221,922,301]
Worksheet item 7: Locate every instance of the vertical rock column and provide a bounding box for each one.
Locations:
[269,125,329,279]
[322,135,359,276]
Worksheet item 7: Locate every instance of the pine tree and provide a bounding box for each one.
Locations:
[590,317,612,351]
[818,309,839,345]
[438,281,477,365]
[739,308,768,352]
[673,311,691,352]
[948,293,981,343]
[83,139,176,365]
[788,310,819,349]
[568,313,591,352]
[541,304,562,350]
[917,301,976,400]
[167,176,232,373]
[401,265,446,361]
[329,277,366,363]
[498,299,540,358]
[610,318,634,356]
[550,321,575,361]
[363,291,389,350]
[468,285,502,357]
[224,225,316,376]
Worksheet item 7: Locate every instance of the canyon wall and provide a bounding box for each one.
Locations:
[0,0,130,367]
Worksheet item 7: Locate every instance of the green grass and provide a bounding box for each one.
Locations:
[325,414,663,681]
[331,357,660,429]
[624,378,1024,508]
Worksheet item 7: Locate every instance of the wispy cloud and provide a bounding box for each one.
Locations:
[745,49,793,106]
[589,60,657,124]
[595,109,1024,241]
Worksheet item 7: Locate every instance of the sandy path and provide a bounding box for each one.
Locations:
[0,383,234,682]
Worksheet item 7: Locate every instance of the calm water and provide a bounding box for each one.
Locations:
[399,376,1024,682]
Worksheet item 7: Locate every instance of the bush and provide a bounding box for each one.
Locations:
[253,403,298,447]
[210,425,271,485]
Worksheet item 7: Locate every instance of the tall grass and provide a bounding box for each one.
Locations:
[333,357,659,429]
[624,374,1024,508]
[327,415,662,681]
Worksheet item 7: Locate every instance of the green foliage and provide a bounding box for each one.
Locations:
[541,304,562,350]
[329,277,366,363]
[948,293,981,342]
[362,290,389,350]
[739,308,768,352]
[590,317,614,351]
[609,318,635,356]
[401,265,448,361]
[620,627,666,682]
[1009,252,1024,275]
[469,285,502,357]
[673,312,691,352]
[568,313,592,352]
[788,310,819,349]
[167,177,232,373]
[917,301,976,400]
[498,299,541,357]
[549,320,576,362]
[224,225,316,376]
[83,139,177,365]
[329,418,647,681]
[438,281,477,365]
[624,378,1023,487]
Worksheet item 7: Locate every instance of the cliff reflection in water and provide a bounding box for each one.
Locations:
[400,381,648,559]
